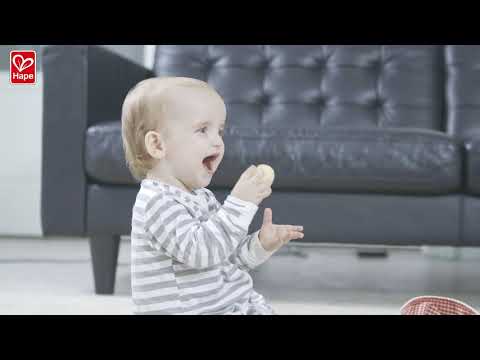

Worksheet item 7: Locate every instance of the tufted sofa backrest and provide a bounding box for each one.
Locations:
[153,45,445,131]
[445,45,480,140]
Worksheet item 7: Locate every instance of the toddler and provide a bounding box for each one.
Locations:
[121,77,304,315]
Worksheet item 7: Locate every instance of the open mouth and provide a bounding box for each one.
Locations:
[202,153,220,173]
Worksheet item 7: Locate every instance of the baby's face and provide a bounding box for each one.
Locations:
[160,86,226,191]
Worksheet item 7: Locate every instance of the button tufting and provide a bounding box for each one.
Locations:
[205,58,218,70]
[255,93,270,105]
[317,97,326,106]
[373,98,385,108]
[262,59,271,69]
[316,58,326,69]
[370,59,382,71]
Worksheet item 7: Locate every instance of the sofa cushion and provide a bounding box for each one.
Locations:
[215,127,461,195]
[85,121,461,195]
[465,138,480,195]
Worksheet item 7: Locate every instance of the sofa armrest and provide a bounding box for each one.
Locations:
[41,45,154,236]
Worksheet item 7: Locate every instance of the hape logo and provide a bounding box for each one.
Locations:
[10,50,36,84]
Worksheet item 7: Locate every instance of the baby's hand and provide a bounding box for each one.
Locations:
[258,208,304,252]
[231,165,272,206]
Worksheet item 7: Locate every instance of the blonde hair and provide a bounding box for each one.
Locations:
[121,77,214,181]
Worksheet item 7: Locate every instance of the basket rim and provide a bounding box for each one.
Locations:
[400,295,479,315]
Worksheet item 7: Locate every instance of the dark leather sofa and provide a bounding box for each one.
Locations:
[41,45,480,294]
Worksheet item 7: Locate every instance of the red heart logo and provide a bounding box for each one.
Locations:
[12,54,34,72]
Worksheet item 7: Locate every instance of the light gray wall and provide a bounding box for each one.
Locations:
[0,70,42,236]
[0,45,146,236]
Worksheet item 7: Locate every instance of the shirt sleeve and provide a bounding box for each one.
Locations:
[144,191,258,269]
[203,189,275,270]
[230,230,275,271]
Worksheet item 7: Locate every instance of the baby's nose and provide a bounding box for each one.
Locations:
[212,136,223,147]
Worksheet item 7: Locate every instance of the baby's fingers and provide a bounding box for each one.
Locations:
[258,187,272,198]
[281,229,304,242]
[240,165,257,180]
[291,230,304,239]
[280,225,304,232]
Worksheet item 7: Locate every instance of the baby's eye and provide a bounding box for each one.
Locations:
[219,129,224,137]
[198,127,207,134]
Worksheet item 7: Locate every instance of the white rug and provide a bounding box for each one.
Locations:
[1,237,479,315]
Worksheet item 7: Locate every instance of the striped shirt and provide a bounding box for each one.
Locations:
[130,179,275,315]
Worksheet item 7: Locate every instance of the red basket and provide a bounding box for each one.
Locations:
[400,296,479,315]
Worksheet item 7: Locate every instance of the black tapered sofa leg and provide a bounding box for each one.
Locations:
[89,235,121,295]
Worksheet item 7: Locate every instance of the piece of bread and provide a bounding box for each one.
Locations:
[257,164,275,186]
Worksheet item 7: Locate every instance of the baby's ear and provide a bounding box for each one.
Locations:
[144,131,165,159]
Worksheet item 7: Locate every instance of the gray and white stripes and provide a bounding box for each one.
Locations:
[130,179,274,315]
